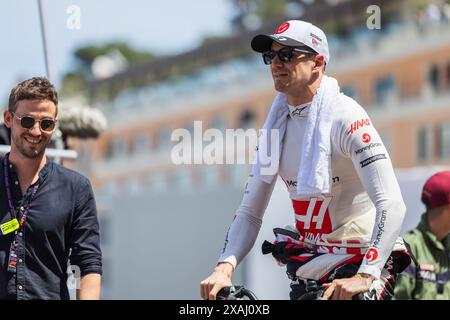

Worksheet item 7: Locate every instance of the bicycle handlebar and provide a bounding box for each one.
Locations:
[215,284,368,300]
[216,286,258,300]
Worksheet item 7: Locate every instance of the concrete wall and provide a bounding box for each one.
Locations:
[99,185,246,299]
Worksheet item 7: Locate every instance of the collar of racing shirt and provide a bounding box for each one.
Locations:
[287,101,311,118]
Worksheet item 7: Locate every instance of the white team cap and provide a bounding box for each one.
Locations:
[251,20,330,64]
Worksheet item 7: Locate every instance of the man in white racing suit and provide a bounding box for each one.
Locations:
[200,20,410,300]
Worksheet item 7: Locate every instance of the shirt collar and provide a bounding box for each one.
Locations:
[287,102,311,118]
[6,156,52,183]
[38,158,51,181]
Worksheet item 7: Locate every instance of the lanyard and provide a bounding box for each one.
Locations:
[2,153,39,226]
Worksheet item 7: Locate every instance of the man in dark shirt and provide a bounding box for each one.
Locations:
[0,77,102,300]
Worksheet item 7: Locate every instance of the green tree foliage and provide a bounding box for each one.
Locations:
[74,42,154,68]
[61,42,155,97]
[255,0,286,20]
[230,0,286,30]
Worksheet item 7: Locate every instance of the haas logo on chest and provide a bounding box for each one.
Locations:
[292,197,333,241]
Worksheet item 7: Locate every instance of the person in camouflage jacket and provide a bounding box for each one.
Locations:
[394,171,450,300]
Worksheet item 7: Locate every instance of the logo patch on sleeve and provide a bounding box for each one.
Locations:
[365,248,378,262]
[362,133,371,143]
[360,154,386,168]
[347,118,371,135]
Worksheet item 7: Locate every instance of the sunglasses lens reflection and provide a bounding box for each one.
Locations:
[21,117,35,129]
[41,119,55,131]
[262,48,295,65]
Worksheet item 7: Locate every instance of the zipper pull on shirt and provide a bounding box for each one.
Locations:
[287,102,311,118]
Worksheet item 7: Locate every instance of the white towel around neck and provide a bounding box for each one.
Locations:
[252,75,341,196]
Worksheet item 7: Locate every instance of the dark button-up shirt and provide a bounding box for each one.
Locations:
[0,157,102,300]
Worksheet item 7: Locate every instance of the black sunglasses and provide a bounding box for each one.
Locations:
[11,112,57,132]
[262,47,317,65]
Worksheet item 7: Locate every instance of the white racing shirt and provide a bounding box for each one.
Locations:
[219,93,406,279]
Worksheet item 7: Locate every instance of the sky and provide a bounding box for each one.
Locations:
[0,0,233,102]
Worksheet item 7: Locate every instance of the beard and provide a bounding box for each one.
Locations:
[12,132,50,159]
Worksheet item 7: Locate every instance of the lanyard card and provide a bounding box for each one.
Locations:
[1,218,19,236]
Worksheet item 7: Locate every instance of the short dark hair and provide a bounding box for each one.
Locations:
[8,77,58,116]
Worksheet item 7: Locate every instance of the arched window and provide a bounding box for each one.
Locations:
[111,138,127,158]
[239,109,256,129]
[154,126,171,151]
[417,126,433,161]
[342,84,358,99]
[428,64,439,91]
[210,116,226,131]
[440,122,450,159]
[133,132,150,155]
[375,74,396,105]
